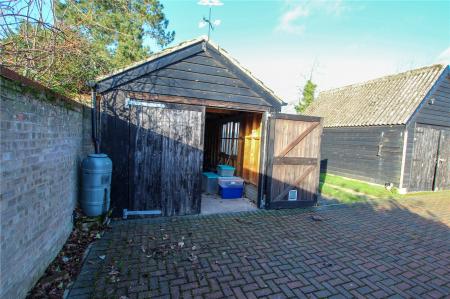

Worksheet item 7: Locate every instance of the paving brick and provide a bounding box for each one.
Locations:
[314,289,332,298]
[254,288,273,297]
[67,197,450,299]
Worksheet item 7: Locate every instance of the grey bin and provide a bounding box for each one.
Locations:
[81,154,112,216]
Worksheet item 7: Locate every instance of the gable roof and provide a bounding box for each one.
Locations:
[96,36,285,108]
[304,64,448,127]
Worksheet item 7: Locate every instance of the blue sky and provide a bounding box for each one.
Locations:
[159,0,450,111]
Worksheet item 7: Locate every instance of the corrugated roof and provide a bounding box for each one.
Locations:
[304,64,447,127]
[96,36,285,105]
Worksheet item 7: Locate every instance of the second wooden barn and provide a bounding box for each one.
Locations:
[95,37,322,217]
[305,64,450,193]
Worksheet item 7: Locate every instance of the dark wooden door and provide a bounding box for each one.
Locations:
[410,124,441,191]
[434,128,450,191]
[265,114,322,209]
[129,101,205,216]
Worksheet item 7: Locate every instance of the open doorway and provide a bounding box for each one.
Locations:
[201,108,263,214]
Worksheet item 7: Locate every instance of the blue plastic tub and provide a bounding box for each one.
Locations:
[219,182,244,199]
[217,164,235,177]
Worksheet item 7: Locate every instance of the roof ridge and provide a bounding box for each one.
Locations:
[320,64,446,95]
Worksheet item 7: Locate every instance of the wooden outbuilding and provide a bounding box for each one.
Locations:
[95,37,322,217]
[305,64,450,192]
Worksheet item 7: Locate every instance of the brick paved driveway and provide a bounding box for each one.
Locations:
[68,197,450,299]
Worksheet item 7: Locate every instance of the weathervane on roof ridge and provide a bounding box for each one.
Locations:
[198,0,223,41]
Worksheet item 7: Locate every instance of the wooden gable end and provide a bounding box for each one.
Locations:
[117,51,272,107]
[96,41,282,110]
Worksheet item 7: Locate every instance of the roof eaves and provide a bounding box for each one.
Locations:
[96,36,208,82]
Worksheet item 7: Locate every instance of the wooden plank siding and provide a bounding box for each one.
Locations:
[128,93,271,112]
[403,73,450,191]
[321,125,404,186]
[97,42,205,93]
[116,52,274,108]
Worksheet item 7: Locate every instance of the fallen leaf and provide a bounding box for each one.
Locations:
[98,255,106,260]
[39,271,68,289]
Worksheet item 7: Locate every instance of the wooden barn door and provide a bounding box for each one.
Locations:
[265,114,322,209]
[434,128,450,191]
[410,124,441,191]
[128,100,205,216]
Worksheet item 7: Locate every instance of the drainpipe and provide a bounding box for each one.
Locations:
[87,81,100,154]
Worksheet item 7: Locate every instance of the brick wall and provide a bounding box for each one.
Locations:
[0,70,93,299]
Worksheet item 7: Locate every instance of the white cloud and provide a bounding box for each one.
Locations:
[275,0,354,34]
[276,5,309,34]
[197,0,223,6]
[322,0,348,16]
[436,46,450,64]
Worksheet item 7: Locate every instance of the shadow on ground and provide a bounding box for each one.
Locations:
[67,196,450,298]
